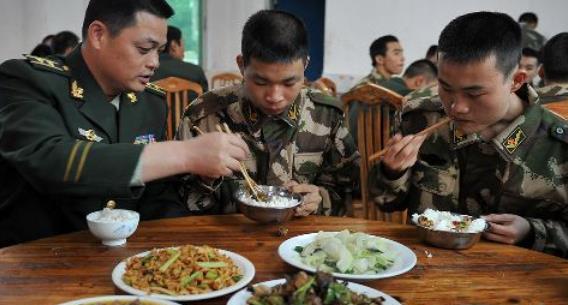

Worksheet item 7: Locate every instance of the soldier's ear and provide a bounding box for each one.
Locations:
[86,21,108,50]
[236,55,245,76]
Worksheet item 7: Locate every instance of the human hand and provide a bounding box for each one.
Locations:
[184,132,249,178]
[482,214,531,245]
[382,133,427,177]
[285,180,322,216]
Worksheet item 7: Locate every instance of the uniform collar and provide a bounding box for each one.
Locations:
[369,68,387,83]
[240,90,303,131]
[537,83,568,104]
[65,46,118,141]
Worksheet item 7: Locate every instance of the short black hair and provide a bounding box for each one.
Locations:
[541,32,568,83]
[241,10,308,66]
[30,44,53,57]
[426,45,438,58]
[369,35,399,67]
[404,59,437,81]
[41,34,55,45]
[52,31,79,55]
[519,12,538,24]
[82,0,174,39]
[164,25,182,53]
[522,47,540,62]
[438,11,521,79]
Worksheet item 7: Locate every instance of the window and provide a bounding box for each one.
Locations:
[167,0,202,65]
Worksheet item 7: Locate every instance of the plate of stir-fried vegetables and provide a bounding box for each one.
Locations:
[227,271,401,305]
[112,245,255,301]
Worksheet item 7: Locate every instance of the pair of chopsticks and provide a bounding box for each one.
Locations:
[368,117,451,162]
[210,123,266,201]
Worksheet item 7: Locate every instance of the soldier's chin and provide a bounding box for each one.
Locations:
[263,106,286,115]
[129,81,147,92]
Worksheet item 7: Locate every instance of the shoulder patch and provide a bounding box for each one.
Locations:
[145,82,166,97]
[24,54,70,77]
[308,90,343,113]
[549,123,568,144]
[184,91,240,122]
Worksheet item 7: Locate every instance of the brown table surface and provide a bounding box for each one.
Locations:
[0,215,567,305]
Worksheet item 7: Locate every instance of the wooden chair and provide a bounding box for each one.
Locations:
[544,99,568,120]
[154,77,203,140]
[342,82,406,222]
[312,77,337,96]
[211,72,242,89]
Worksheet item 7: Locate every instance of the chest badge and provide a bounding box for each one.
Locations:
[78,128,102,142]
[134,134,156,144]
[503,127,526,154]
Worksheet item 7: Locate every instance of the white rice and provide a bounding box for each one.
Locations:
[93,208,138,222]
[239,194,299,209]
[412,208,486,233]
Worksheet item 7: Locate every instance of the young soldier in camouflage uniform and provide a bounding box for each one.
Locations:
[537,33,568,104]
[0,0,249,247]
[519,12,547,51]
[369,12,568,258]
[177,10,359,216]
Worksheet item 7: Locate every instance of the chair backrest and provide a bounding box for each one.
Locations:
[342,82,406,222]
[544,99,568,120]
[211,72,243,89]
[154,76,203,140]
[312,77,337,96]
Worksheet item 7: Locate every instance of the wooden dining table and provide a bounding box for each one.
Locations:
[0,215,567,305]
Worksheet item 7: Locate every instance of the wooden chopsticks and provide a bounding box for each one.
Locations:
[213,123,265,200]
[368,117,451,162]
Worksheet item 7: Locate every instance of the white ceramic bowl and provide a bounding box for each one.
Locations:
[57,295,180,305]
[86,209,139,246]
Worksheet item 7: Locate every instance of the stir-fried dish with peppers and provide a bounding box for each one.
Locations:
[123,245,242,295]
[247,271,385,305]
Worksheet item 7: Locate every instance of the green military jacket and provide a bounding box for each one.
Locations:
[369,85,568,258]
[151,53,209,96]
[537,83,568,104]
[176,85,360,216]
[521,24,547,51]
[0,48,187,247]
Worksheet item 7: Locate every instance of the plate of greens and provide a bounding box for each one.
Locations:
[278,230,416,280]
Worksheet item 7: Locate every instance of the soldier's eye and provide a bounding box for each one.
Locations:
[137,47,152,54]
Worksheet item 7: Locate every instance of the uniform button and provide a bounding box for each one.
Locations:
[556,127,564,135]
[106,200,116,209]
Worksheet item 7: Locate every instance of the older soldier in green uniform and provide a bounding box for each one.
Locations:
[537,32,568,104]
[177,10,359,216]
[369,12,568,258]
[0,0,249,247]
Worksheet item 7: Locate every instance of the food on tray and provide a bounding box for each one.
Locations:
[412,209,487,233]
[93,207,138,222]
[122,245,242,295]
[294,230,395,274]
[246,271,385,305]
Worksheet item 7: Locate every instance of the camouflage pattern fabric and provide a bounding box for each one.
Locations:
[354,69,387,87]
[537,83,568,104]
[176,85,360,216]
[369,84,568,258]
[521,24,546,51]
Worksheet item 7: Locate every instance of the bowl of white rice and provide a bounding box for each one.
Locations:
[86,208,139,246]
[234,185,302,224]
[412,209,488,250]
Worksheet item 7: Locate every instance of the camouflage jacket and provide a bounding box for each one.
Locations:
[537,83,568,104]
[521,24,546,51]
[369,85,568,258]
[176,85,360,216]
[354,69,387,87]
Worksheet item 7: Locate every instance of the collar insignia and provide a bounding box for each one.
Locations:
[134,134,156,144]
[453,126,465,144]
[70,80,84,100]
[78,128,102,142]
[502,127,526,154]
[127,92,137,103]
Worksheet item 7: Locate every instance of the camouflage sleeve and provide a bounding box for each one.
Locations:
[175,110,223,213]
[526,217,568,258]
[314,115,360,216]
